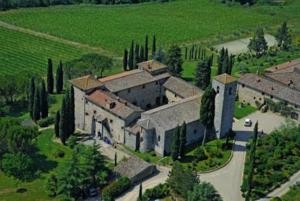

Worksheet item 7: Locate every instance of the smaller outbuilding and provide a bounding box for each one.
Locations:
[114,157,156,184]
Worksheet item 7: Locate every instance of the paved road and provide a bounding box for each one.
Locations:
[200,111,287,201]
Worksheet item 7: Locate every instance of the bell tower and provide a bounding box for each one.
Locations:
[212,74,237,138]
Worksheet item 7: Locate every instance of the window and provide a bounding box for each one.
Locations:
[259,98,262,101]
[128,89,131,93]
[242,84,245,88]
[85,112,89,116]
[142,84,146,89]
[261,92,265,95]
[194,129,197,134]
[253,97,256,100]
[270,95,273,99]
[140,137,144,142]
[216,86,220,93]
[155,81,159,85]
[158,136,160,142]
[228,87,233,95]
[110,119,113,123]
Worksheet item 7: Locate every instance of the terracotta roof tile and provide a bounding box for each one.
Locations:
[214,73,236,84]
[70,75,103,91]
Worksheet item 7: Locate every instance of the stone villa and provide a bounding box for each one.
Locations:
[71,60,237,156]
[237,59,300,121]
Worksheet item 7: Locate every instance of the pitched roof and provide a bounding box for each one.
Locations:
[137,60,168,73]
[70,75,103,91]
[265,71,300,91]
[85,90,142,119]
[238,73,300,107]
[114,157,154,179]
[137,95,202,131]
[214,73,237,84]
[98,69,156,92]
[163,77,203,98]
[265,59,300,73]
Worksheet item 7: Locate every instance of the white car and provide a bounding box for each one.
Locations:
[244,118,252,127]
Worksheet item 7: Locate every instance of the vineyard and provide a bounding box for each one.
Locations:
[0,0,287,55]
[0,27,89,75]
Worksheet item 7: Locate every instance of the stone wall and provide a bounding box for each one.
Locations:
[164,89,183,103]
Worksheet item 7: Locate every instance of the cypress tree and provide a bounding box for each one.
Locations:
[47,58,54,94]
[129,40,134,70]
[152,35,156,57]
[140,45,145,62]
[135,43,140,67]
[123,49,128,71]
[185,47,188,60]
[222,49,229,75]
[55,110,60,138]
[40,80,48,118]
[167,44,183,77]
[246,122,259,201]
[65,89,71,137]
[248,28,268,57]
[171,125,180,160]
[32,86,41,121]
[29,77,35,118]
[139,183,143,200]
[217,48,225,75]
[195,57,211,90]
[114,152,117,166]
[69,86,75,135]
[145,35,149,61]
[179,121,187,159]
[56,61,63,94]
[59,97,68,144]
[200,87,216,145]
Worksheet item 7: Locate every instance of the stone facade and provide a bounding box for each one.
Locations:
[71,61,237,156]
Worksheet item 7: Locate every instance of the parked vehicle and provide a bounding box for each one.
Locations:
[244,118,252,127]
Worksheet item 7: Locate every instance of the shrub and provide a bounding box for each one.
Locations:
[194,146,208,161]
[102,177,131,200]
[140,183,170,201]
[37,116,55,128]
[54,150,65,158]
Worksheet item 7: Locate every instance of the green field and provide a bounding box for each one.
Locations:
[0,26,90,75]
[1,0,298,55]
[282,185,300,201]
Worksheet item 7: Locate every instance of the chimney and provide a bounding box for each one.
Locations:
[109,102,116,109]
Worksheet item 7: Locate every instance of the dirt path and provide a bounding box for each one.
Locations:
[0,20,115,57]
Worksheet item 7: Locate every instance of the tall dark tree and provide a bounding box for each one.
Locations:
[188,182,222,201]
[167,44,183,77]
[40,80,48,118]
[139,183,143,200]
[55,110,60,138]
[47,58,54,94]
[32,86,40,121]
[128,40,134,70]
[179,122,187,159]
[248,28,268,57]
[135,43,140,67]
[171,125,180,160]
[114,152,117,166]
[69,86,75,135]
[29,77,35,118]
[123,49,128,71]
[145,35,149,61]
[245,122,259,201]
[56,61,64,93]
[200,87,216,145]
[152,35,156,57]
[140,45,145,62]
[59,96,68,144]
[195,57,211,90]
[276,22,292,50]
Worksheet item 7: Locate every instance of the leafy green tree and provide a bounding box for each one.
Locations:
[56,61,64,94]
[153,47,167,63]
[46,174,58,197]
[195,57,211,90]
[276,22,292,50]
[248,28,268,57]
[188,182,222,201]
[82,142,105,185]
[167,44,183,77]
[171,125,180,160]
[200,87,216,145]
[40,80,48,119]
[1,152,34,181]
[179,121,187,159]
[55,110,60,138]
[81,54,113,78]
[47,58,54,94]
[123,49,128,71]
[32,86,41,121]
[167,162,199,199]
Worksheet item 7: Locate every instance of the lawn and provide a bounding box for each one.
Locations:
[0,129,73,201]
[0,26,90,76]
[0,0,295,55]
[234,101,256,119]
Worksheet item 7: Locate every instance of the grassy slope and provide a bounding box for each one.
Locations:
[0,26,90,75]
[282,185,300,201]
[0,0,290,55]
[0,129,72,201]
